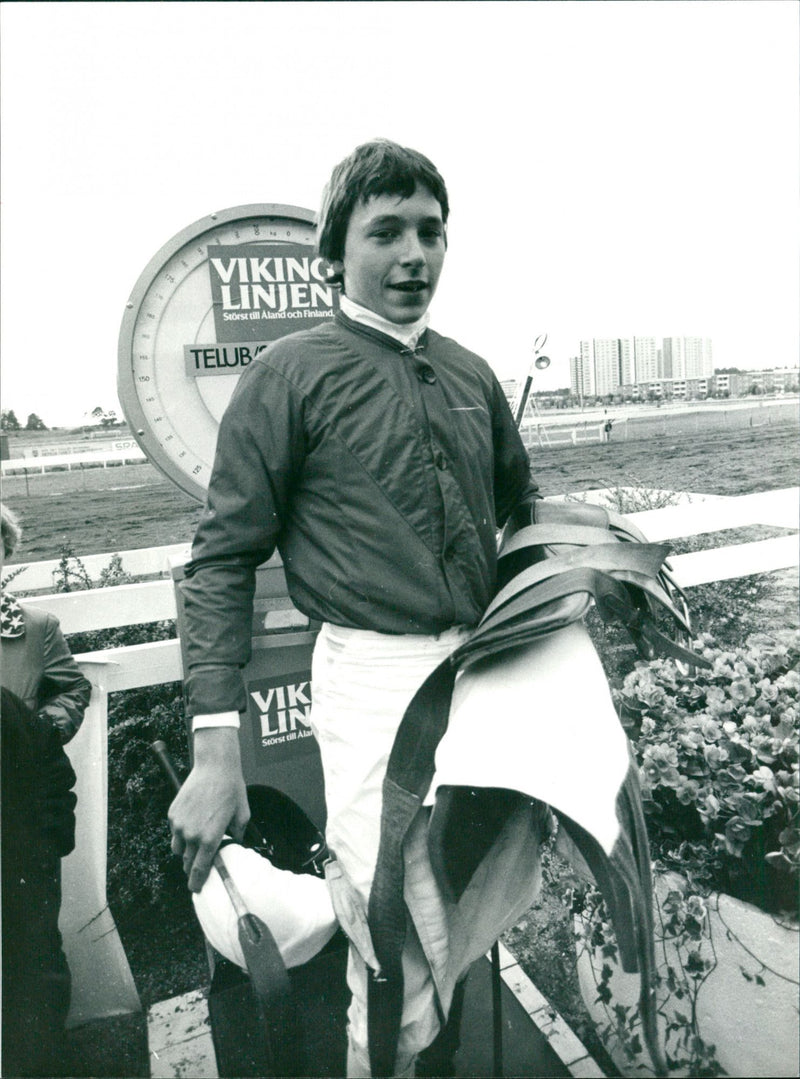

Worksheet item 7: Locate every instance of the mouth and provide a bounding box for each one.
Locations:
[389,280,429,294]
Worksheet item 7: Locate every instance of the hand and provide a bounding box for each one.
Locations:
[168,727,250,892]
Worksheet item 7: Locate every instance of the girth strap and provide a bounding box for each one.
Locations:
[367,663,457,1077]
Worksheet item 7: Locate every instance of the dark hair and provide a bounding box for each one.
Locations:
[317,139,449,283]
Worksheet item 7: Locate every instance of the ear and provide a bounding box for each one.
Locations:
[330,259,344,279]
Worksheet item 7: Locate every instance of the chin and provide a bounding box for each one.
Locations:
[387,300,429,324]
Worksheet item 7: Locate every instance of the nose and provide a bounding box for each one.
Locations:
[399,230,425,266]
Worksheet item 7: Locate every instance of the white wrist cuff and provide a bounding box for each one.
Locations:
[192,712,241,731]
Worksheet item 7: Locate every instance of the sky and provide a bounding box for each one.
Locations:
[1,0,798,429]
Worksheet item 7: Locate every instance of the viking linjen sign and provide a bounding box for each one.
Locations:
[183,242,338,377]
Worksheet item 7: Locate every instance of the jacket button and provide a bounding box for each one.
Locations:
[435,452,448,471]
[417,364,437,384]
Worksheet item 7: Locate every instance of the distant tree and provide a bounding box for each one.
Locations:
[1,409,20,431]
[714,367,744,374]
[25,413,47,431]
[90,406,119,427]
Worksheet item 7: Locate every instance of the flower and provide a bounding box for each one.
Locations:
[757,679,779,703]
[729,679,755,703]
[722,816,757,856]
[675,777,701,806]
[698,793,721,822]
[699,717,722,741]
[638,682,667,709]
[641,743,680,787]
[678,729,704,751]
[778,670,799,694]
[703,743,729,767]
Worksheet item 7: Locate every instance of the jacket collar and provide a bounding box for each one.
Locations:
[338,294,429,348]
[1,592,25,638]
[335,310,429,356]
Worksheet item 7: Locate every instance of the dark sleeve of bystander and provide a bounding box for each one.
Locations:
[36,614,92,744]
[2,686,77,867]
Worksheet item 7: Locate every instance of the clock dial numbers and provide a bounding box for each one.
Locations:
[119,206,327,502]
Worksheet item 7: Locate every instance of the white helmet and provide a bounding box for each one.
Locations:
[192,785,338,970]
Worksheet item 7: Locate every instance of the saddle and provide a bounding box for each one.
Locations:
[366,497,707,1076]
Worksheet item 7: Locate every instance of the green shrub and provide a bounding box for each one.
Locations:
[106,696,190,920]
[616,629,799,913]
[53,546,177,654]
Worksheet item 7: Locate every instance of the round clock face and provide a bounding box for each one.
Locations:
[118,204,337,502]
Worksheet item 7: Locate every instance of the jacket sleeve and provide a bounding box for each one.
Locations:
[489,374,541,527]
[37,615,92,744]
[180,360,306,716]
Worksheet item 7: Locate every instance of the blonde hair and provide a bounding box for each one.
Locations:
[1,504,22,558]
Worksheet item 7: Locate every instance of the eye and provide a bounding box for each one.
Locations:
[420,227,443,243]
[372,228,398,241]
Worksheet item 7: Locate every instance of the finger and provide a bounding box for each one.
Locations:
[170,831,185,858]
[231,804,251,843]
[182,842,198,878]
[188,845,217,894]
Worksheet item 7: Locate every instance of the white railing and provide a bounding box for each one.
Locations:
[1,447,147,474]
[9,487,798,1027]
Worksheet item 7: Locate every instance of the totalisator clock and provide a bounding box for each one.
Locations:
[118,204,338,502]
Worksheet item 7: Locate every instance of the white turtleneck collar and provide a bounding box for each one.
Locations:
[339,294,429,350]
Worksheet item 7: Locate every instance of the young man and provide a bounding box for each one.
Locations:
[169,139,541,1075]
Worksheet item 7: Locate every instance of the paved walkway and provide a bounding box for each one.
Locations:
[146,942,605,1078]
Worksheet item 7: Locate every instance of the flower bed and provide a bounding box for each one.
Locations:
[621,629,799,913]
[573,629,799,1076]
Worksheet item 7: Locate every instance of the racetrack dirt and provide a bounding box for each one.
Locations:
[3,421,797,563]
[531,422,798,500]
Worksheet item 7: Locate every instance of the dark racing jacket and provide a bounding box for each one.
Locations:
[181,312,537,716]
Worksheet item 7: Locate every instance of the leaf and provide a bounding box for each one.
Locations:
[685,950,707,974]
